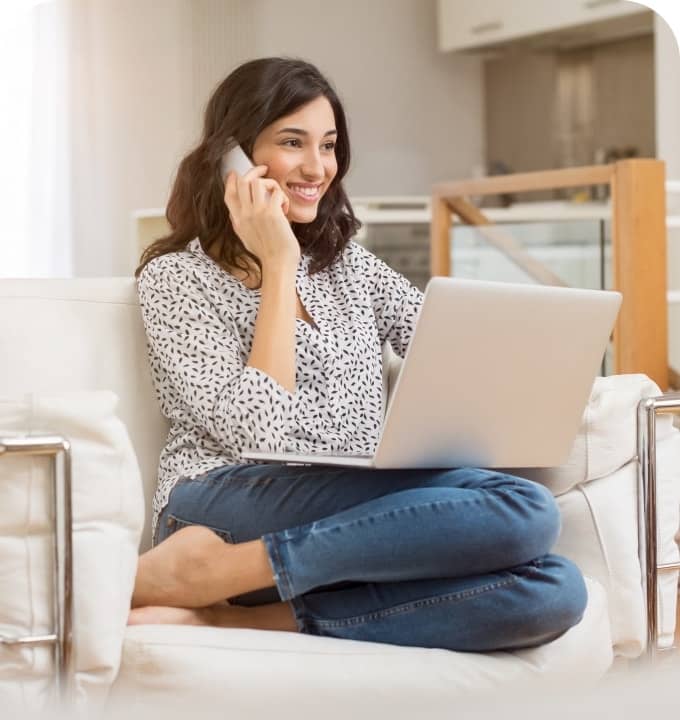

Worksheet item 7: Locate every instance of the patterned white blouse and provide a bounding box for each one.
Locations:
[137,237,424,539]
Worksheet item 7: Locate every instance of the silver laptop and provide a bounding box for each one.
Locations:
[242,277,621,469]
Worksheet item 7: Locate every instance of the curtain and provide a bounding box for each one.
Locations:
[0,0,72,277]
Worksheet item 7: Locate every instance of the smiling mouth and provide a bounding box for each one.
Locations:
[287,184,322,202]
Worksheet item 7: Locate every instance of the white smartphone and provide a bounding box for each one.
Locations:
[221,139,278,203]
[220,140,254,182]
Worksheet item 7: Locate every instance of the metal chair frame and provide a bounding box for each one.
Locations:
[0,436,73,703]
[637,393,680,659]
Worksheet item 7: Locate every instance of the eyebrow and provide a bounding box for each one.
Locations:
[275,128,337,137]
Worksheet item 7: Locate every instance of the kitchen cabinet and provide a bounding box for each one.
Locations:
[437,0,649,52]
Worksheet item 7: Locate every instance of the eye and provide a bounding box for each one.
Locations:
[281,138,336,151]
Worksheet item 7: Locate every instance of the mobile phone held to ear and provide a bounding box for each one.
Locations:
[220,140,254,182]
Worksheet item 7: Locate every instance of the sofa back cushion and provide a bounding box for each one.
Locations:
[0,279,167,551]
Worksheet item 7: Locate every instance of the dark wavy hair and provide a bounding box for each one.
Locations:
[134,56,362,279]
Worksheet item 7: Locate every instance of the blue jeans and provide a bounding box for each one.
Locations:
[156,464,587,652]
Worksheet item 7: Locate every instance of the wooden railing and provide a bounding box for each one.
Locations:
[430,159,671,391]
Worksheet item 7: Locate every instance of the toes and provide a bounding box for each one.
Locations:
[127,608,149,625]
[127,605,211,627]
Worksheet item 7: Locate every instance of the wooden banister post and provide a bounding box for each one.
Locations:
[611,159,668,389]
[430,195,452,277]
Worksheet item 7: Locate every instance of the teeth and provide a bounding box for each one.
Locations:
[289,185,320,197]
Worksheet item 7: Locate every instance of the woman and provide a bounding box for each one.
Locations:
[130,56,587,651]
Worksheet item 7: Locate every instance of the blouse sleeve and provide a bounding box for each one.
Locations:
[137,259,294,455]
[347,243,424,358]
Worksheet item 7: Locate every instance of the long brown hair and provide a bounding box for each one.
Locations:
[135,56,361,279]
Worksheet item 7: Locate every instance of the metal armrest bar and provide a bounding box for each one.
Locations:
[0,633,59,646]
[0,435,73,703]
[637,393,680,660]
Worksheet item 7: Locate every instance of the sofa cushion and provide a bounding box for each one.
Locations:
[554,433,680,656]
[110,577,611,716]
[0,391,144,712]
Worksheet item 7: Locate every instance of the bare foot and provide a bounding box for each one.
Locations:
[127,601,299,632]
[132,525,225,608]
[127,605,212,626]
[131,525,274,609]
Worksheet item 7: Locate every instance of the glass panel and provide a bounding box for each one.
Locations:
[451,219,610,290]
[361,217,617,375]
[451,219,615,375]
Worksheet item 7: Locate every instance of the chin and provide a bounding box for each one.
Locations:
[289,207,319,224]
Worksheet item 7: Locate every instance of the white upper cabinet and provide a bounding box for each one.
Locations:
[437,0,650,52]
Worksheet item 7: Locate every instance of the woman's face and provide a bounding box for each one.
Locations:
[251,95,339,224]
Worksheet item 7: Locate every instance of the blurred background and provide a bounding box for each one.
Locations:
[0,0,678,374]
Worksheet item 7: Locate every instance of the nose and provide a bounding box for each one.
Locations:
[301,147,325,181]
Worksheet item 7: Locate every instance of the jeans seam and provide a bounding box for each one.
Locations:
[281,487,521,545]
[287,595,313,633]
[262,533,297,601]
[307,573,522,630]
[185,462,323,487]
[167,513,235,544]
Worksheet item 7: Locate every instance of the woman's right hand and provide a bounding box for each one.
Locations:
[224,165,301,271]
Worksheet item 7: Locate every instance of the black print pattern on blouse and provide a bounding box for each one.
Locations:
[137,237,424,539]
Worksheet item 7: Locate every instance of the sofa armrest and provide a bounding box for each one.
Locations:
[637,392,680,658]
[0,434,73,704]
[0,392,145,714]
[543,385,680,658]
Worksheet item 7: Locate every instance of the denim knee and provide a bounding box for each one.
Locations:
[507,476,562,559]
[524,554,588,645]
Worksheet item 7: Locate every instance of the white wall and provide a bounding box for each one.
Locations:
[69,0,484,275]
[654,13,680,371]
[248,0,484,196]
[68,0,194,276]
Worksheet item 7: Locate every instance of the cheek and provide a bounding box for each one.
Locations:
[266,158,296,185]
[326,159,338,179]
[251,148,289,179]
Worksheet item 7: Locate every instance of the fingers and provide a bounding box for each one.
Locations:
[244,176,290,218]
[244,165,269,179]
[235,166,265,209]
[257,178,289,211]
[224,164,265,195]
[251,173,267,212]
[224,165,289,221]
[268,184,290,217]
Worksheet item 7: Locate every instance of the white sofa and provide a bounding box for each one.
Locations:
[0,278,679,717]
